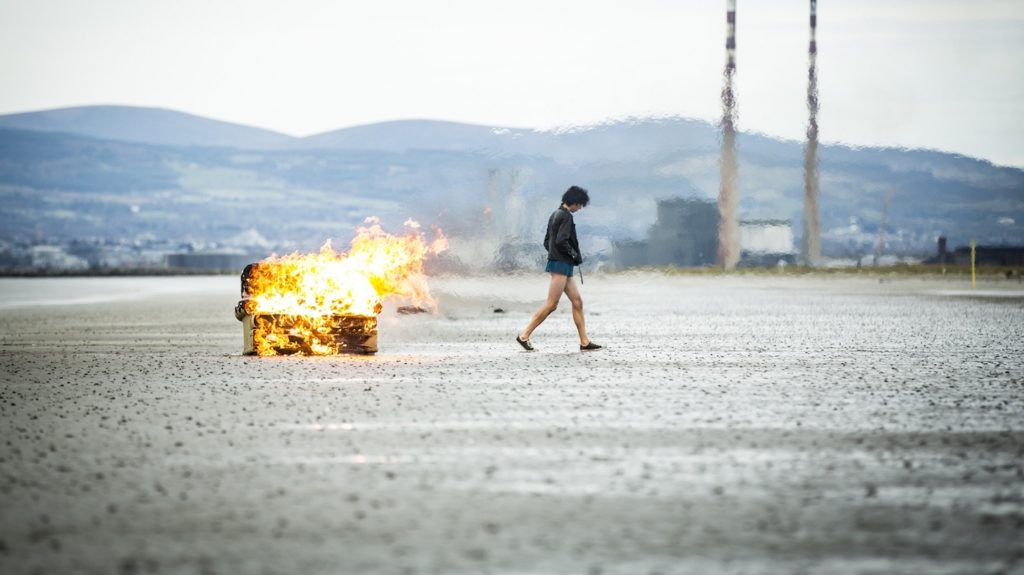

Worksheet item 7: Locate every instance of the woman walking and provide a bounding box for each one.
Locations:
[516,185,602,352]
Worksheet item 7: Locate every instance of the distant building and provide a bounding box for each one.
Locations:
[952,245,1024,267]
[613,198,718,268]
[611,239,650,269]
[648,199,719,266]
[165,251,253,272]
[612,198,793,269]
[739,219,795,267]
[29,245,88,270]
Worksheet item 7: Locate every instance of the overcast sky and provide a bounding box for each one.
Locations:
[1,0,1023,166]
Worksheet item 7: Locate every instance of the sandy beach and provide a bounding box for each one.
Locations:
[1,273,1022,575]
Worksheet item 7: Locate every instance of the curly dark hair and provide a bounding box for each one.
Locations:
[561,185,590,207]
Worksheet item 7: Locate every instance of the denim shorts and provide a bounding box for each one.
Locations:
[544,259,574,277]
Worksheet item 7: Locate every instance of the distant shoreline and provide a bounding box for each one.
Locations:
[0,268,240,278]
[0,264,1021,280]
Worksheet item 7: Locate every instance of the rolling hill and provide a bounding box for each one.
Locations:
[0,105,295,149]
[1,106,1021,262]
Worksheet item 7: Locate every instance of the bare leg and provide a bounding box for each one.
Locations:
[520,273,568,341]
[563,276,590,346]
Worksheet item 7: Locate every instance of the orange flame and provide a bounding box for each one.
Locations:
[244,218,446,355]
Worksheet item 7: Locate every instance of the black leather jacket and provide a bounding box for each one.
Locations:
[543,206,582,265]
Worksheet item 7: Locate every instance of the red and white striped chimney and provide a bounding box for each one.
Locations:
[802,0,822,266]
[718,0,741,270]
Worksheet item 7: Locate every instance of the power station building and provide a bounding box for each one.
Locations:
[612,198,794,269]
[648,199,720,266]
[739,219,797,267]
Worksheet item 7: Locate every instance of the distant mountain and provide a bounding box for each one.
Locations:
[0,105,295,149]
[0,105,1021,260]
[298,119,525,153]
[0,106,724,161]
[298,116,724,164]
[0,126,499,248]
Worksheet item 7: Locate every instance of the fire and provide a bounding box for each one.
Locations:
[239,218,447,356]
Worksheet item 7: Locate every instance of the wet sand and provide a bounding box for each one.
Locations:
[1,273,1022,575]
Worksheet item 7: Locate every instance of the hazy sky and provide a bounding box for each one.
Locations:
[2,0,1023,166]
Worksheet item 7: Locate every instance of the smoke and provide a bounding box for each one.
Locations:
[434,167,547,273]
[718,0,740,270]
[802,0,822,266]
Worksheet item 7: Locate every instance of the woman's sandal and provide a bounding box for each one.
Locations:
[516,335,534,351]
[580,342,603,351]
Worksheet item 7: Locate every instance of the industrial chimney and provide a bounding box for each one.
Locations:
[801,0,822,266]
[718,0,741,270]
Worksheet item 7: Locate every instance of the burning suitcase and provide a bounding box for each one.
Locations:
[235,263,379,356]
